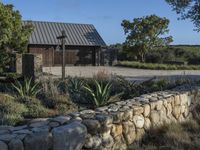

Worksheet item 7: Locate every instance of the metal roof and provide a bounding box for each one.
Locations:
[23,21,106,47]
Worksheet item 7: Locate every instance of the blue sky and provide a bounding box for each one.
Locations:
[2,0,200,45]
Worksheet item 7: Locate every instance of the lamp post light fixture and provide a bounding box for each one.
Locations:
[57,30,67,80]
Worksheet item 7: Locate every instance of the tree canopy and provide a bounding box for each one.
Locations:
[0,2,33,71]
[121,15,173,62]
[166,0,200,32]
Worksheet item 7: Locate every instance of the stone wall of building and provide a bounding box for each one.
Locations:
[0,85,199,150]
[22,53,42,79]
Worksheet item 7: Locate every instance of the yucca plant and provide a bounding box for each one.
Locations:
[84,80,120,107]
[12,78,41,99]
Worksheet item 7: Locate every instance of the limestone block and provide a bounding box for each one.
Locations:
[156,100,163,110]
[111,124,123,138]
[143,104,150,117]
[174,95,181,106]
[122,121,136,144]
[150,111,160,125]
[133,107,144,115]
[136,128,145,141]
[133,115,144,129]
[172,106,181,119]
[144,118,151,130]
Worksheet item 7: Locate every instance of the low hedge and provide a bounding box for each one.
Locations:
[116,61,200,70]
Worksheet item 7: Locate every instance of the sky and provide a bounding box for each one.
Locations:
[2,0,200,45]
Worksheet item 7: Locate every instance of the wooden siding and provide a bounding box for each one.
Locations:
[28,45,99,66]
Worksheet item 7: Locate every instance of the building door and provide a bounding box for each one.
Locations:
[54,50,79,66]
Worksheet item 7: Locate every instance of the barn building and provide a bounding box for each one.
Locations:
[23,21,106,66]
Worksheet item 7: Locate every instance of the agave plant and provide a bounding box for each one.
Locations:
[84,80,120,107]
[67,77,85,94]
[12,78,41,99]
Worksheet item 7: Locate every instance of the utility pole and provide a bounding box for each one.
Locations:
[57,30,67,80]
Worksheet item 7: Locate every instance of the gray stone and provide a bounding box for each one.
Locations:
[82,119,100,134]
[0,134,17,142]
[107,104,121,112]
[0,141,8,150]
[51,116,71,125]
[31,126,50,133]
[16,134,27,140]
[8,139,24,150]
[0,126,13,131]
[10,125,27,132]
[29,120,49,128]
[0,130,9,135]
[110,111,124,123]
[24,131,51,150]
[95,107,108,112]
[95,114,113,125]
[13,129,32,135]
[48,122,60,128]
[52,122,87,150]
[68,112,80,117]
[149,97,158,102]
[80,110,96,119]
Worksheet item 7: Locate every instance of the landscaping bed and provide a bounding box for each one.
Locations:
[117,61,200,70]
[0,70,198,126]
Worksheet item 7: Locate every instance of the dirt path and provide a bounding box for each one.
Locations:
[43,66,200,81]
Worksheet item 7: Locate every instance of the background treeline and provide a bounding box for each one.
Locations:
[115,45,200,65]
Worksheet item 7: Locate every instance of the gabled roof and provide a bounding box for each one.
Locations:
[23,21,106,47]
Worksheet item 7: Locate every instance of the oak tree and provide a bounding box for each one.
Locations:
[121,15,173,62]
[0,3,33,71]
[166,0,200,32]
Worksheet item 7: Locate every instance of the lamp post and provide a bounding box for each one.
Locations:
[57,30,67,80]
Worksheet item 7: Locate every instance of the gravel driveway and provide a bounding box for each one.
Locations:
[43,66,200,81]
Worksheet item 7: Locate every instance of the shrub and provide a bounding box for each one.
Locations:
[53,95,78,114]
[0,93,27,125]
[12,78,41,99]
[41,95,78,115]
[21,98,51,118]
[117,61,200,70]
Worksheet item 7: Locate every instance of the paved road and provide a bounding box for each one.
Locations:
[43,66,200,81]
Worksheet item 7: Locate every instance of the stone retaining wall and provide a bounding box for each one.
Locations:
[0,85,199,150]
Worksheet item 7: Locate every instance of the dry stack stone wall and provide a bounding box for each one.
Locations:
[0,85,199,150]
